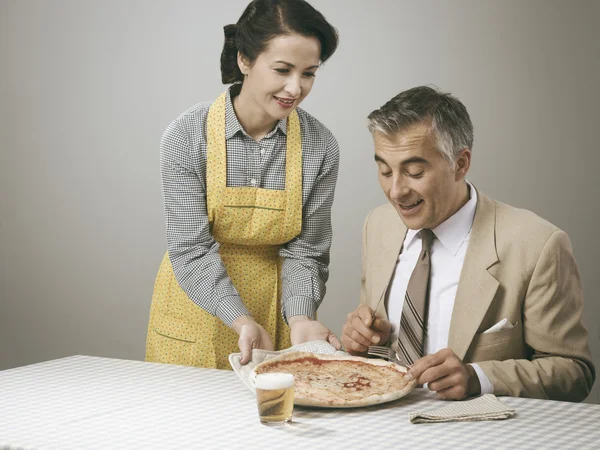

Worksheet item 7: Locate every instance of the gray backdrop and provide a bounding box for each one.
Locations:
[1,0,598,404]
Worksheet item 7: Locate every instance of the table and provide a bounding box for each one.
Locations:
[1,356,598,449]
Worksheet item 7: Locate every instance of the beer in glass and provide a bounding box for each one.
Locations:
[255,373,294,424]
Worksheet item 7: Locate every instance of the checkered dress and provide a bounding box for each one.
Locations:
[160,86,339,326]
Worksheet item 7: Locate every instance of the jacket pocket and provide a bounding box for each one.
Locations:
[476,322,519,347]
[467,324,526,362]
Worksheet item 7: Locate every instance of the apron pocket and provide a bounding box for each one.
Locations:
[149,313,199,366]
[214,205,286,244]
[153,326,197,343]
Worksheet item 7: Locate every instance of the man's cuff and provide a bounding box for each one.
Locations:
[283,297,317,323]
[215,296,251,327]
[469,363,494,394]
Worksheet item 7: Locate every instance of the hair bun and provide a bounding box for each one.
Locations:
[223,24,238,40]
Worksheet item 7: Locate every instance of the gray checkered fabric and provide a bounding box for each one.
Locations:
[160,85,339,326]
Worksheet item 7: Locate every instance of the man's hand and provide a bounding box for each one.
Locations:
[232,315,274,365]
[288,315,341,349]
[407,348,481,400]
[341,304,391,355]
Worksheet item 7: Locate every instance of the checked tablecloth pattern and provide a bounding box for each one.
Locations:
[1,355,599,449]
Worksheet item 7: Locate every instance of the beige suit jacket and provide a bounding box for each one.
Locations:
[361,190,595,401]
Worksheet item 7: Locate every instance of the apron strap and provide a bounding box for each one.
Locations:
[206,90,302,225]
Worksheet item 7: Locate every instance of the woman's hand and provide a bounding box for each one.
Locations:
[232,315,274,364]
[288,315,341,349]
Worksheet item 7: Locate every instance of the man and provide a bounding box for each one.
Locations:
[341,86,595,401]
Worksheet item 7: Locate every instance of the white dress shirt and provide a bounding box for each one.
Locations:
[385,181,493,394]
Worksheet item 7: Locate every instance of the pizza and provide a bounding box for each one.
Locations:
[250,351,415,408]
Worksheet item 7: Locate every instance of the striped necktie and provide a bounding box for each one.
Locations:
[397,229,435,365]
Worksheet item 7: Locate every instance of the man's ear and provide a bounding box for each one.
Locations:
[454,148,471,181]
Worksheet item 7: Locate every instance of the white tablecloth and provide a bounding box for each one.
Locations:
[1,355,598,449]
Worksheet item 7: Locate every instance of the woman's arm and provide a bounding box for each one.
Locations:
[160,117,250,326]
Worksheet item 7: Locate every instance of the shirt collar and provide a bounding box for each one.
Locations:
[404,180,478,255]
[224,85,288,140]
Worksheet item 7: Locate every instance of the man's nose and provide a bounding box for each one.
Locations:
[389,175,410,201]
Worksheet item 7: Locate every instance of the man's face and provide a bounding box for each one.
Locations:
[373,124,471,230]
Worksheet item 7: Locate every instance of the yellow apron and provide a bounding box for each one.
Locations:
[145,92,302,369]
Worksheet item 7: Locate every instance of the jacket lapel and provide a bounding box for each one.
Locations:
[448,191,500,360]
[372,208,406,318]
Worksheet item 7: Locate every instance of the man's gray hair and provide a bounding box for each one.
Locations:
[367,85,474,163]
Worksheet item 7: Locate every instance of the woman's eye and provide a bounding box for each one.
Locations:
[380,171,392,178]
[408,171,424,178]
[275,68,289,74]
[303,72,316,78]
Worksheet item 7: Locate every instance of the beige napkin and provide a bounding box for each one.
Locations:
[409,394,516,424]
[228,340,347,393]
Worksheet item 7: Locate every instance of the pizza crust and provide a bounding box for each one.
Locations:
[250,351,416,408]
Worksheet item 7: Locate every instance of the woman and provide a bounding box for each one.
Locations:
[145,0,340,369]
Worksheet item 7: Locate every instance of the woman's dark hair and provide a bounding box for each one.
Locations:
[220,0,338,84]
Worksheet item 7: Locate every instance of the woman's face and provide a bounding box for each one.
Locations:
[238,33,321,121]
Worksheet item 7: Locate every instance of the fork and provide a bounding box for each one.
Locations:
[367,345,409,367]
